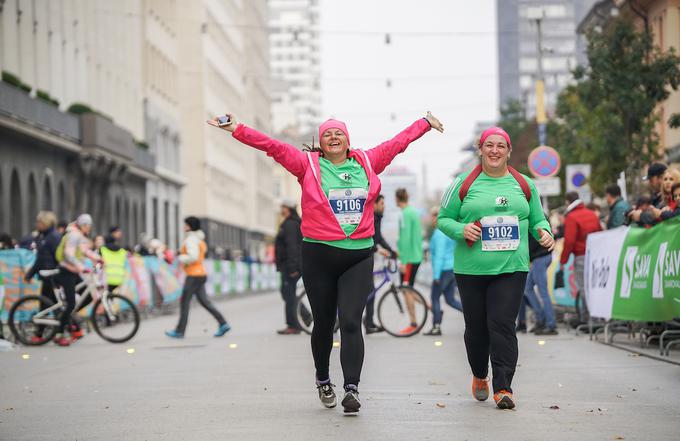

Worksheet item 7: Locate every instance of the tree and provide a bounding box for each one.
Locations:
[552,19,680,192]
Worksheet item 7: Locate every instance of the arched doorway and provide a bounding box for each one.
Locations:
[58,182,66,222]
[27,173,38,231]
[42,176,53,210]
[9,170,22,239]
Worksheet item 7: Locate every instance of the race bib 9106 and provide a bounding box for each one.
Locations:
[480,215,520,251]
[328,188,368,225]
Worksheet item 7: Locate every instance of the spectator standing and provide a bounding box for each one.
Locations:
[275,200,303,335]
[661,167,680,210]
[517,232,556,335]
[100,227,128,294]
[365,194,395,334]
[23,211,62,343]
[661,183,680,220]
[560,192,602,324]
[605,184,631,229]
[423,207,461,336]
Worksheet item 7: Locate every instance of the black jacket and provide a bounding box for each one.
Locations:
[25,227,62,280]
[275,214,302,275]
[528,233,551,262]
[372,212,395,256]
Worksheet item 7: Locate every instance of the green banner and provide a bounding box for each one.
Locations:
[613,217,680,321]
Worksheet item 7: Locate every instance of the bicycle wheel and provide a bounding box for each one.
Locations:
[8,295,60,345]
[90,293,140,343]
[295,289,339,335]
[377,285,429,337]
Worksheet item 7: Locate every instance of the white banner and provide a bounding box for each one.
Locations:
[584,227,629,319]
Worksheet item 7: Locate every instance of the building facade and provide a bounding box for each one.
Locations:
[178,0,278,259]
[0,0,153,246]
[268,0,322,137]
[497,0,598,116]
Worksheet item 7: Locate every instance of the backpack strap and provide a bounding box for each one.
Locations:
[458,165,483,201]
[458,164,532,202]
[508,166,532,202]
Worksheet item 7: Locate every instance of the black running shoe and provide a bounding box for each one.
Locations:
[423,325,442,336]
[365,325,384,334]
[516,322,527,333]
[316,382,337,408]
[534,327,558,336]
[341,385,361,413]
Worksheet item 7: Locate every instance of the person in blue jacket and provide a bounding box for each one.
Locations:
[424,207,462,336]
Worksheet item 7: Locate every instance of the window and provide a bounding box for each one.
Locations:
[152,197,158,239]
[519,57,537,72]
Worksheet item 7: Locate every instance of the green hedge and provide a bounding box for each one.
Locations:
[2,70,32,94]
[67,102,94,114]
[36,89,59,107]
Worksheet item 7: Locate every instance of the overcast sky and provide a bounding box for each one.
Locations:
[320,0,498,196]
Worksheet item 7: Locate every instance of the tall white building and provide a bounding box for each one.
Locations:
[497,0,598,116]
[178,0,278,259]
[268,0,322,138]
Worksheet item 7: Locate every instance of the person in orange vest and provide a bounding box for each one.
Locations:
[165,216,230,338]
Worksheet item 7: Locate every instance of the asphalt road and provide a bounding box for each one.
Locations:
[1,291,679,441]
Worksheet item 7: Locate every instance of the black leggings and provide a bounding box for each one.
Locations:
[455,272,527,393]
[54,270,81,334]
[301,242,373,388]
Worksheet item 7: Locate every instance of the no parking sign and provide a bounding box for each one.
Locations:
[528,146,561,178]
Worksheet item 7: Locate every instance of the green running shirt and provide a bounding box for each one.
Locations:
[438,171,552,275]
[303,157,374,250]
[397,205,423,264]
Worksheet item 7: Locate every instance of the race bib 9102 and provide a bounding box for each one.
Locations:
[328,188,368,225]
[480,215,520,251]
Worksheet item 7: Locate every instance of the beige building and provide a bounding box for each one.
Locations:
[579,0,680,162]
[178,0,279,258]
[142,0,185,249]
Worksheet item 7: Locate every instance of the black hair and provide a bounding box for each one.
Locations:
[672,182,680,194]
[184,216,201,232]
[565,191,579,204]
[376,194,384,203]
[109,225,121,234]
[605,184,621,197]
[396,188,409,203]
[57,220,68,229]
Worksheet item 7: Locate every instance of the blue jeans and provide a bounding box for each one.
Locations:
[431,270,463,325]
[518,254,555,328]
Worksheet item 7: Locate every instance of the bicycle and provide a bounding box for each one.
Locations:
[8,264,141,345]
[295,258,428,337]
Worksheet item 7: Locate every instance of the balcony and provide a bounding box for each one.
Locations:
[0,81,79,142]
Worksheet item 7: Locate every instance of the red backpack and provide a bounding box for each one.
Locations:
[458,164,531,202]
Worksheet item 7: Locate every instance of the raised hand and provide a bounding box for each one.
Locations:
[207,114,237,132]
[425,111,444,133]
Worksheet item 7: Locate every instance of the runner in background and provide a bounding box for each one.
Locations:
[396,188,423,335]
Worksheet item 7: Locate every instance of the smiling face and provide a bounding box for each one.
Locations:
[319,128,349,158]
[480,134,510,170]
[662,170,678,194]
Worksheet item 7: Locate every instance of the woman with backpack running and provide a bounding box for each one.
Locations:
[438,127,554,410]
[208,112,443,413]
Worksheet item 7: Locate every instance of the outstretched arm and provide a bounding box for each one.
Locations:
[365,112,443,175]
[208,114,307,180]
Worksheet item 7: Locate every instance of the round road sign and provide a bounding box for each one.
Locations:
[528,146,561,178]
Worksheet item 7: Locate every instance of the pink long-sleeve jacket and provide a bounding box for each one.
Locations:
[232,118,431,242]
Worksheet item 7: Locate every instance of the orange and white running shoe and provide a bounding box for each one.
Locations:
[471,376,489,401]
[494,390,516,410]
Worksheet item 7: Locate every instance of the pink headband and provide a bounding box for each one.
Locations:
[319,119,350,147]
[479,126,512,149]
